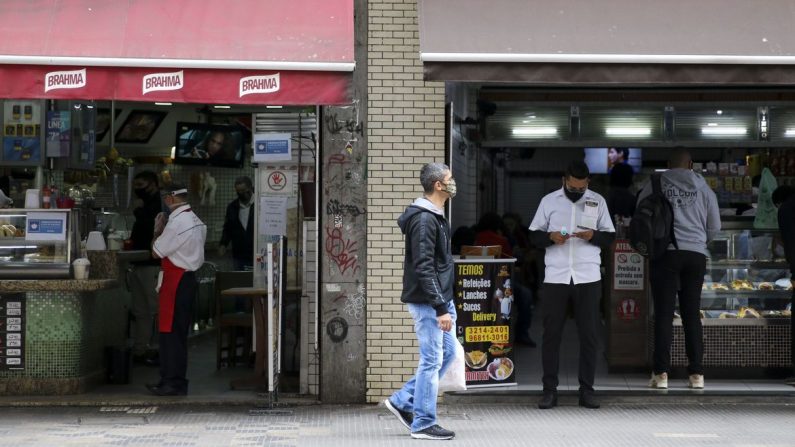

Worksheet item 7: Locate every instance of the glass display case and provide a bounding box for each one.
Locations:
[0,208,76,278]
[700,220,792,321]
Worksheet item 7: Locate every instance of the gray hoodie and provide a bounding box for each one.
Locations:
[638,168,721,256]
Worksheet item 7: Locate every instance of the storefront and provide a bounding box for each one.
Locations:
[0,0,354,397]
[417,0,795,385]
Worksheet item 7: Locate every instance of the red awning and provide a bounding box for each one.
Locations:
[0,0,354,104]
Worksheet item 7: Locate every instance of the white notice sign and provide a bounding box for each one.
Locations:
[25,211,67,242]
[613,240,644,290]
[259,196,288,236]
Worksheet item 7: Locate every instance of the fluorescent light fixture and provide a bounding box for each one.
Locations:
[170,146,176,159]
[266,105,283,109]
[605,127,651,136]
[716,110,723,115]
[155,102,172,106]
[512,127,558,136]
[701,126,747,135]
[785,129,795,136]
[214,105,231,109]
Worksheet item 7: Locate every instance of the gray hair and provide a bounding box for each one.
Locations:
[420,162,450,193]
[234,176,253,190]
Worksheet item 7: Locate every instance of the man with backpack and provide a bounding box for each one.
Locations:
[636,149,720,390]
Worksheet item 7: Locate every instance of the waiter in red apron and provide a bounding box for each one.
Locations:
[147,183,207,396]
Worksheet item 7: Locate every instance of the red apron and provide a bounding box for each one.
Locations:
[158,257,186,333]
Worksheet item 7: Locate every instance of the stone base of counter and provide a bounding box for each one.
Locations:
[0,371,105,395]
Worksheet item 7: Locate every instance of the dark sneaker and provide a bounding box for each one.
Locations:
[384,399,412,430]
[537,390,558,409]
[411,424,455,440]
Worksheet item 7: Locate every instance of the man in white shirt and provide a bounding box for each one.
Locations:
[147,183,207,396]
[528,161,615,410]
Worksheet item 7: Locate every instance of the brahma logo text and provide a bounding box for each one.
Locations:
[143,70,184,94]
[44,68,86,92]
[239,73,280,97]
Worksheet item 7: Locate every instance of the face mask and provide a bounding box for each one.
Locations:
[442,179,457,198]
[237,192,252,203]
[133,187,149,199]
[565,190,584,203]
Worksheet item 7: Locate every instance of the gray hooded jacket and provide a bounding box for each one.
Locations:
[638,168,721,256]
[396,197,454,316]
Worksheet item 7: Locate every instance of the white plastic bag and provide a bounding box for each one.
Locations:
[438,340,467,392]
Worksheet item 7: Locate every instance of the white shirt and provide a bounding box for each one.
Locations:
[529,188,615,285]
[153,204,207,271]
[238,200,252,230]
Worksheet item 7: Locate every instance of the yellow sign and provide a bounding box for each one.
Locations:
[464,325,509,343]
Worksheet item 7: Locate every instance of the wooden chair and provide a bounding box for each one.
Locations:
[460,245,502,259]
[215,271,253,369]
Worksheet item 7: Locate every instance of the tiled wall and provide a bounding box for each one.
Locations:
[366,0,447,403]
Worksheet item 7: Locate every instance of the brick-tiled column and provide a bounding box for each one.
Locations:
[366,0,446,403]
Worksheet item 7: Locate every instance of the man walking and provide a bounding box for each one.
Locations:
[773,185,795,385]
[640,149,720,390]
[147,184,207,396]
[384,163,458,440]
[528,160,615,410]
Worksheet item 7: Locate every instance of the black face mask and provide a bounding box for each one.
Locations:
[237,192,252,203]
[134,187,150,199]
[564,189,585,203]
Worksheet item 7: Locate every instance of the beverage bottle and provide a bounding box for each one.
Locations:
[42,185,51,209]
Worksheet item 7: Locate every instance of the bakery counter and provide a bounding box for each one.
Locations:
[0,267,129,396]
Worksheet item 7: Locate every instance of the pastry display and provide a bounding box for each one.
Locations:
[718,312,738,319]
[710,283,729,291]
[737,307,761,318]
[774,278,793,290]
[730,279,754,291]
[758,282,774,290]
[0,224,19,237]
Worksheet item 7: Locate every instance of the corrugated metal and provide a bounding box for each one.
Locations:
[579,107,664,140]
[674,107,757,141]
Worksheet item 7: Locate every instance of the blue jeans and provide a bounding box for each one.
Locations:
[390,300,457,432]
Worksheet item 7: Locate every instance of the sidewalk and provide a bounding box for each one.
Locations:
[0,401,794,446]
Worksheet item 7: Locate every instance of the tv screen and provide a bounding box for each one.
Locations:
[583,147,642,174]
[174,122,246,168]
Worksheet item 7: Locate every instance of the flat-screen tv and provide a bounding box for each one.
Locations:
[174,122,246,168]
[584,147,642,174]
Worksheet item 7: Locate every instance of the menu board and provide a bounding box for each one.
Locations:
[2,100,42,164]
[0,294,25,370]
[454,259,516,387]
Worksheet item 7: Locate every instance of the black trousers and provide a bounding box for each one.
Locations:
[540,280,601,392]
[159,271,196,392]
[650,250,706,375]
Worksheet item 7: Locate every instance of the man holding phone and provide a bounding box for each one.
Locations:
[528,160,615,410]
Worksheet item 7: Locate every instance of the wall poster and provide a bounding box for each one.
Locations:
[3,100,42,163]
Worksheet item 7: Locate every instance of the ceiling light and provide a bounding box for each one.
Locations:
[170,146,176,159]
[512,127,558,136]
[266,105,283,109]
[214,105,231,109]
[155,102,172,106]
[605,127,651,136]
[716,110,723,115]
[701,126,747,135]
[785,129,795,136]
[522,120,530,124]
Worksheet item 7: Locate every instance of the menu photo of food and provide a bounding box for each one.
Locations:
[488,342,512,357]
[464,349,487,369]
[487,357,514,381]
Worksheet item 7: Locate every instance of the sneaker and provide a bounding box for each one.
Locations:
[688,374,704,389]
[648,372,668,389]
[537,390,558,409]
[384,399,412,431]
[411,424,455,440]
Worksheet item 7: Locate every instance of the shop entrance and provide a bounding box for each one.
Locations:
[446,84,795,393]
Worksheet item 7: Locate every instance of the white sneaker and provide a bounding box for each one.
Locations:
[648,372,668,389]
[688,374,704,389]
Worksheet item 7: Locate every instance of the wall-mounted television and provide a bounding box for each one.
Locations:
[584,147,642,174]
[174,122,246,168]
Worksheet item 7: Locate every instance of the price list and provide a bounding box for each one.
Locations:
[0,294,25,370]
